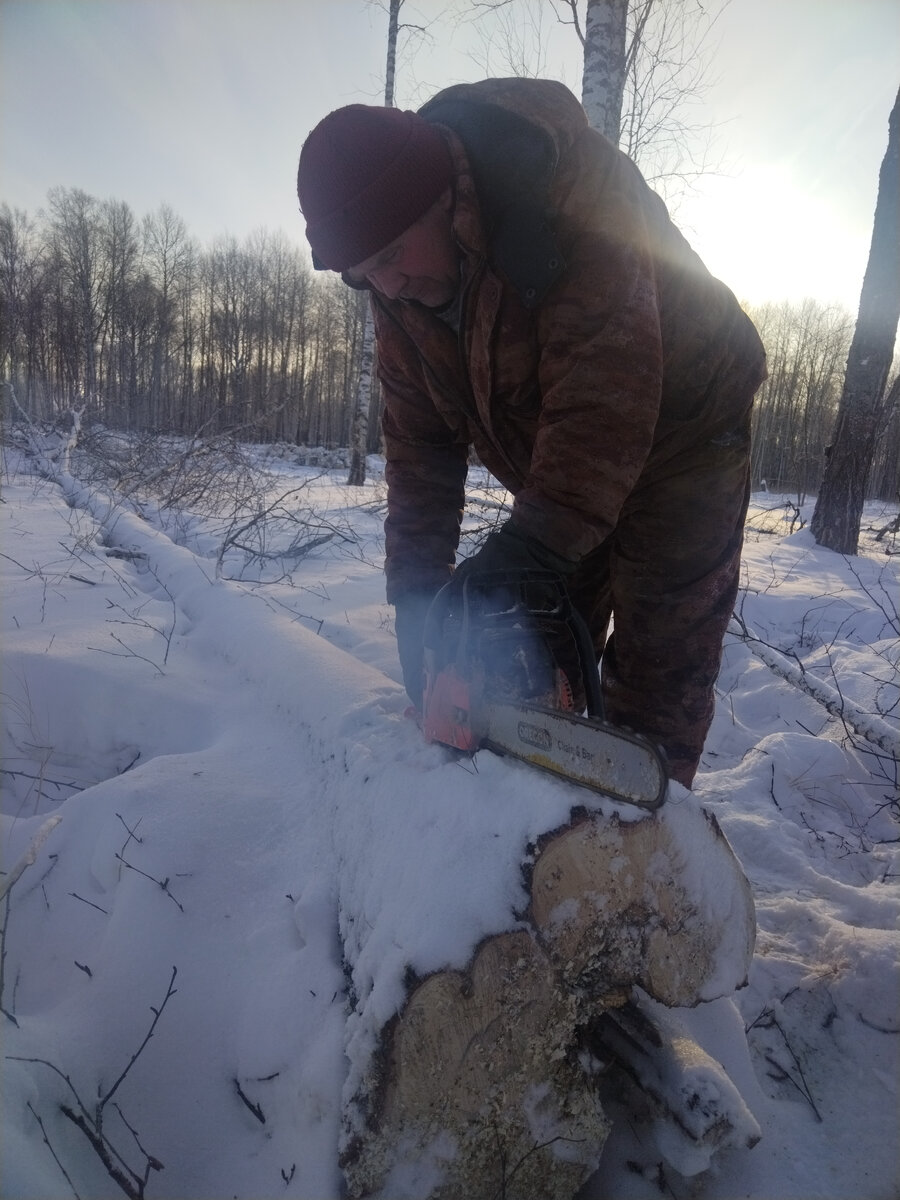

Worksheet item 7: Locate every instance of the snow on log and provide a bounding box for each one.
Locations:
[589,994,761,1179]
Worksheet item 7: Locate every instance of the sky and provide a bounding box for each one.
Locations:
[1,0,898,313]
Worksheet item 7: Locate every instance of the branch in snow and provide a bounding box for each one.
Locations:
[114,854,185,912]
[0,814,63,902]
[728,615,900,759]
[7,966,176,1199]
[26,1101,83,1199]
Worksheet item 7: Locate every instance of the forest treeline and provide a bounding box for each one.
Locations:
[1,188,898,499]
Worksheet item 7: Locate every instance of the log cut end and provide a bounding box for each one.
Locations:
[342,929,610,1199]
[529,806,756,1008]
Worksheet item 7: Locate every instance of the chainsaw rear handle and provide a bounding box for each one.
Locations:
[423,568,604,719]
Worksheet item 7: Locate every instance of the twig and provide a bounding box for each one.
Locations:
[27,1100,83,1199]
[100,966,178,1109]
[68,892,109,915]
[0,814,63,903]
[8,966,176,1197]
[1,889,18,1025]
[88,633,165,677]
[112,1102,164,1173]
[12,1057,147,1197]
[114,854,184,912]
[59,1105,148,1199]
[746,1006,823,1123]
[233,1077,266,1124]
[1,767,84,795]
[116,812,144,850]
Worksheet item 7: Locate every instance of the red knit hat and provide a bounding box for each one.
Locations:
[297,105,453,272]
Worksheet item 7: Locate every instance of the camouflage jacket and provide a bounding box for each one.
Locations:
[371,78,767,604]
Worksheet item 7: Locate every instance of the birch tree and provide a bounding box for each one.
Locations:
[580,0,628,139]
[474,1,724,191]
[348,0,402,487]
[810,87,900,554]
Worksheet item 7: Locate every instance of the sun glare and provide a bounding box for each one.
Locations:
[683,165,866,313]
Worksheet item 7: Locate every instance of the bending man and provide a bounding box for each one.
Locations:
[296,78,766,787]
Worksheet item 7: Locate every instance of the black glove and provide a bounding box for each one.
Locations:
[451,521,576,597]
[394,591,436,711]
[449,522,590,710]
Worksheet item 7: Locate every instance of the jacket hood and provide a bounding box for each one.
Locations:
[419,78,586,309]
[419,78,590,168]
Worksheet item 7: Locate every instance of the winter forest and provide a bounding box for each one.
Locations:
[2,187,899,503]
[2,1,900,1198]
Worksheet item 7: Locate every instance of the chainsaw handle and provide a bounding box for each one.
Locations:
[422,579,461,657]
[566,602,604,720]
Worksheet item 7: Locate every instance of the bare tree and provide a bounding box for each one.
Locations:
[0,205,48,415]
[471,1,725,194]
[466,0,556,78]
[142,204,194,429]
[747,299,853,501]
[617,0,723,192]
[348,0,409,487]
[811,87,900,554]
[1,190,358,448]
[46,187,112,408]
[579,0,628,139]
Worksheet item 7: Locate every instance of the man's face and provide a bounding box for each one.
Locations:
[345,190,459,308]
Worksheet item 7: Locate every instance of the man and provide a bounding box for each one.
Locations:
[297,77,766,788]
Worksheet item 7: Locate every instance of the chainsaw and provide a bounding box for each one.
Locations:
[421,569,668,810]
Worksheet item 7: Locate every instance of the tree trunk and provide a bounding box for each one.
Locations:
[811,87,900,554]
[581,0,629,139]
[347,306,376,485]
[347,0,401,486]
[383,0,400,108]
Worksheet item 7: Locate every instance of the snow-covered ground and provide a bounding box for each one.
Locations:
[1,436,898,1200]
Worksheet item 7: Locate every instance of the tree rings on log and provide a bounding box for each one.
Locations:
[529,808,756,1008]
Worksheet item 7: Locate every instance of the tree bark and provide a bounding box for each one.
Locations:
[581,0,629,139]
[347,307,376,485]
[383,0,399,107]
[811,87,900,554]
[347,0,401,486]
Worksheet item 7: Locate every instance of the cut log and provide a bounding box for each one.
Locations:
[341,802,756,1198]
[584,996,761,1178]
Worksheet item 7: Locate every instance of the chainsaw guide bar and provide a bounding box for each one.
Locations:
[481,700,667,810]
